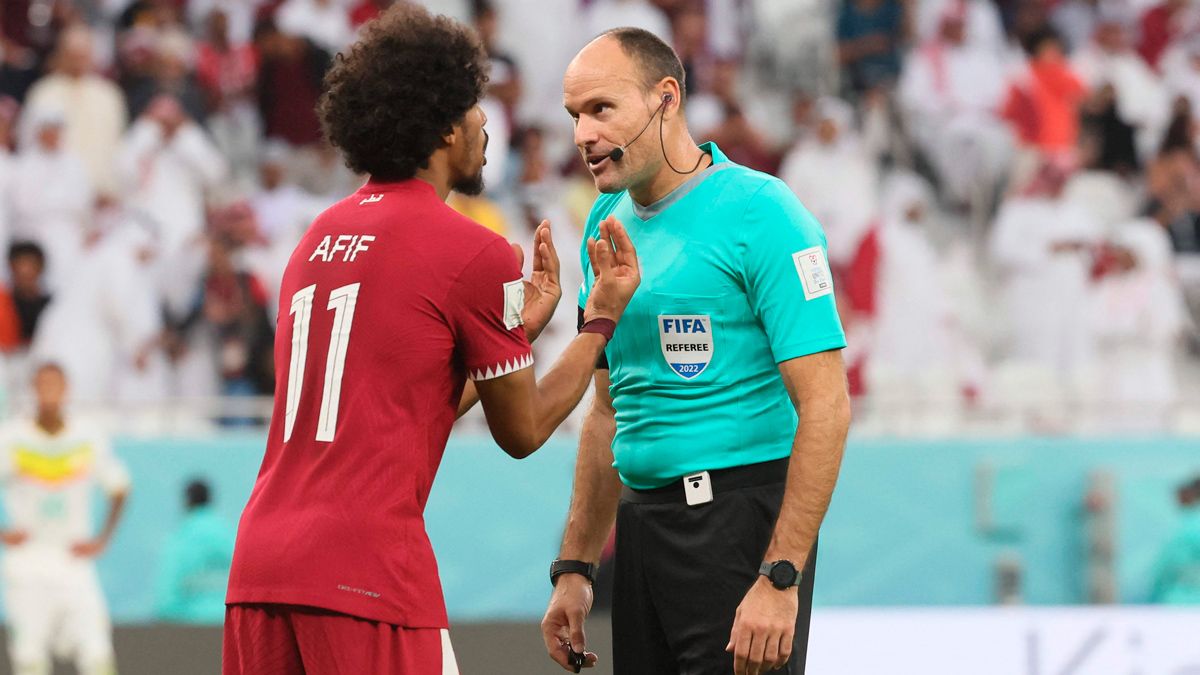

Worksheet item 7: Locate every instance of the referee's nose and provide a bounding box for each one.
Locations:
[573,114,602,154]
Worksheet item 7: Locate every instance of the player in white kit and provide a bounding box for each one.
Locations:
[0,363,130,675]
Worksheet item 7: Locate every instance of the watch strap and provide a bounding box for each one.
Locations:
[550,559,596,586]
[759,560,800,588]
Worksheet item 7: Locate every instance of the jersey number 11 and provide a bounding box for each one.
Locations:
[283,283,361,443]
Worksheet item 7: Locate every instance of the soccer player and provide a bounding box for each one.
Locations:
[224,7,641,675]
[542,30,852,675]
[0,363,130,675]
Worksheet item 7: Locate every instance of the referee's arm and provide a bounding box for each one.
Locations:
[540,363,618,671]
[728,350,850,674]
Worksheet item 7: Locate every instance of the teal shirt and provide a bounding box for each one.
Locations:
[155,507,236,623]
[1150,507,1200,605]
[579,142,846,489]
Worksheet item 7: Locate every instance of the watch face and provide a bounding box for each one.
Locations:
[769,561,798,588]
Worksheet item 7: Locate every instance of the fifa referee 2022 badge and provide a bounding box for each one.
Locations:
[542,27,852,675]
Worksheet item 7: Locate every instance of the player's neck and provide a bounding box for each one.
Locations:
[35,411,65,435]
[628,132,709,207]
[413,156,455,202]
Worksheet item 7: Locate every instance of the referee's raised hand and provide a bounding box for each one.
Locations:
[583,215,641,324]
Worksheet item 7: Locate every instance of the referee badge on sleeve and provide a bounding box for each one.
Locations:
[658,315,713,380]
[792,246,833,301]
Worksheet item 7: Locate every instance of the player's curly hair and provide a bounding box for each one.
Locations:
[318,4,488,180]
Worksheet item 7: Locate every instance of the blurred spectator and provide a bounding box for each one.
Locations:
[1052,0,1104,53]
[584,0,673,45]
[276,0,354,56]
[1002,28,1088,165]
[187,0,263,46]
[116,95,226,288]
[671,2,711,98]
[990,162,1101,401]
[350,0,398,28]
[9,107,93,291]
[23,25,127,197]
[898,7,1011,212]
[124,28,208,124]
[914,0,1005,53]
[1162,35,1200,132]
[780,97,877,267]
[196,8,261,184]
[1137,0,1194,71]
[0,96,15,246]
[155,478,235,623]
[253,17,331,149]
[1071,11,1169,161]
[1078,82,1141,176]
[1088,219,1189,431]
[865,171,969,431]
[836,0,906,95]
[7,242,51,346]
[1146,99,1200,251]
[1150,476,1200,604]
[472,0,518,192]
[0,32,39,102]
[31,223,162,405]
[165,235,275,401]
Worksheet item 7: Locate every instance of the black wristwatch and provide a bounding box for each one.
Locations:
[759,560,801,590]
[550,559,596,586]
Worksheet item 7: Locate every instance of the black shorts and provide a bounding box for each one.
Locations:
[611,458,817,675]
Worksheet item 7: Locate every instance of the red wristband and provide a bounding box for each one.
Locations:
[579,318,616,343]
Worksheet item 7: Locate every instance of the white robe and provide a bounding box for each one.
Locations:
[116,120,227,312]
[30,230,163,407]
[8,148,94,292]
[22,74,127,197]
[990,196,1101,379]
[1087,219,1189,431]
[1072,44,1171,159]
[898,42,1012,202]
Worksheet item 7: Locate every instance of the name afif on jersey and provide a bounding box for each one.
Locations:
[658,314,713,380]
[309,234,376,263]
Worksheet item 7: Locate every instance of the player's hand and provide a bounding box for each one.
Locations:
[727,576,799,675]
[517,220,562,342]
[583,216,640,324]
[541,573,599,671]
[1,530,28,547]
[70,537,109,558]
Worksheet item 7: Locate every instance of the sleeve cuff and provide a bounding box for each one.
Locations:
[771,334,848,364]
[468,352,534,381]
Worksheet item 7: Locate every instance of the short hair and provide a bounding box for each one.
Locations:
[319,4,488,181]
[601,27,686,104]
[186,479,211,509]
[8,241,45,267]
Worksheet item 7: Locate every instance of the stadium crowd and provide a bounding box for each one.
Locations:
[0,0,1196,434]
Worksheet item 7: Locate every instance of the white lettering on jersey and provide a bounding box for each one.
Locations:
[309,235,377,263]
[359,194,384,205]
[658,314,713,380]
[792,246,833,301]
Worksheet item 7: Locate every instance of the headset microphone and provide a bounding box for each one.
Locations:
[608,93,673,162]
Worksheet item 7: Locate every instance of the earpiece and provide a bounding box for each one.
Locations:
[662,93,674,104]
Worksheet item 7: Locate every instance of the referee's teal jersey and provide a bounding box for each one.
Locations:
[579,142,846,489]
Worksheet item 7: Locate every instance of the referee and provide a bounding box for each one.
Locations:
[541,29,850,675]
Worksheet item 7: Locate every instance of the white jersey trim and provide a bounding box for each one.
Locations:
[468,352,533,381]
[440,629,460,675]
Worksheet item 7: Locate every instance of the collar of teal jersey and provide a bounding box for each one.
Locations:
[630,141,729,221]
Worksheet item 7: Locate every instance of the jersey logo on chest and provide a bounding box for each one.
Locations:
[658,315,713,380]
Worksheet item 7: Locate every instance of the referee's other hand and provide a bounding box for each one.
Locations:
[541,573,599,671]
[727,576,799,674]
[583,215,640,324]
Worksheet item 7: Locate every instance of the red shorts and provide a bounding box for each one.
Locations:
[223,604,458,675]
